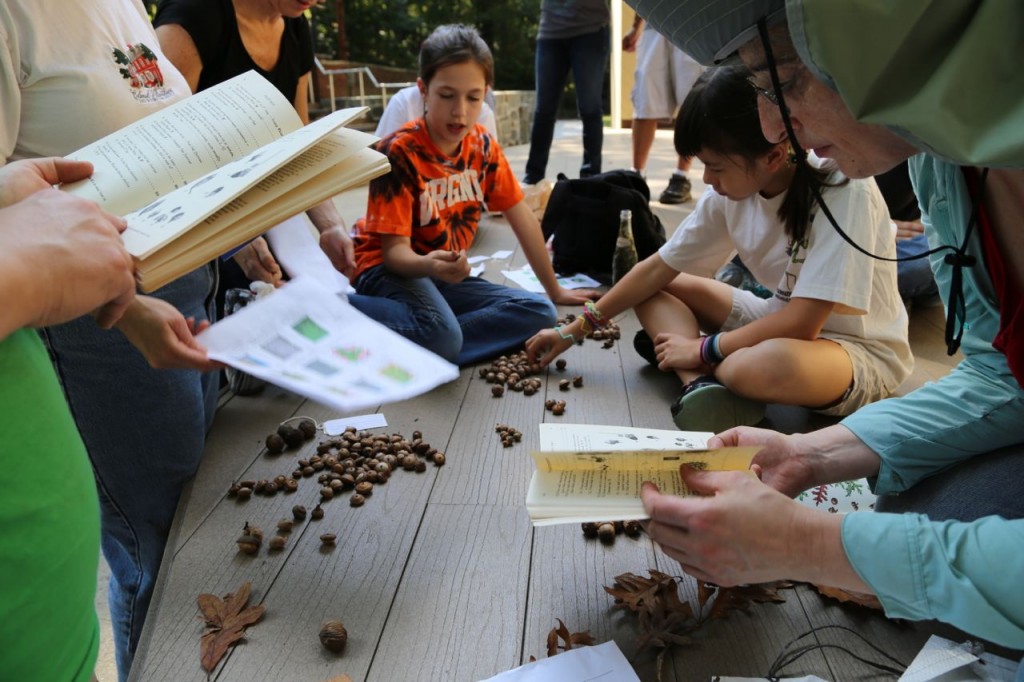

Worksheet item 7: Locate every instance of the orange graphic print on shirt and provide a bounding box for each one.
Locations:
[352,120,523,279]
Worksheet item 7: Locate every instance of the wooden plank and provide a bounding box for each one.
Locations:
[368,504,533,682]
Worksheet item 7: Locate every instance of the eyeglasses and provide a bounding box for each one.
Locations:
[748,79,781,106]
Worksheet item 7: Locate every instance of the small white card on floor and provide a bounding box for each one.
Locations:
[898,635,1019,682]
[477,641,639,682]
[323,413,388,435]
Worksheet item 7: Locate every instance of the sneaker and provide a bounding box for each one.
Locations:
[633,330,658,366]
[670,375,765,433]
[659,174,692,204]
[714,259,773,299]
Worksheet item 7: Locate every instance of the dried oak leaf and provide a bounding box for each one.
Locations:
[197,581,266,674]
[814,584,883,610]
[322,676,354,682]
[706,581,794,620]
[546,618,597,656]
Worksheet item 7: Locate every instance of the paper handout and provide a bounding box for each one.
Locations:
[198,277,459,413]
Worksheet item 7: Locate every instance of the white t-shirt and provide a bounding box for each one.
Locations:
[375,85,498,140]
[659,158,912,385]
[0,0,191,161]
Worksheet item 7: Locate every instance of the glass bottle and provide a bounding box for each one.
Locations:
[612,208,638,284]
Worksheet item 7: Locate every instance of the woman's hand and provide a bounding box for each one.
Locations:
[641,467,867,592]
[115,296,220,371]
[428,249,470,283]
[525,327,575,366]
[232,237,282,286]
[709,427,816,497]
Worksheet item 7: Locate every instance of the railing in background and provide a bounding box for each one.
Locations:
[308,57,414,113]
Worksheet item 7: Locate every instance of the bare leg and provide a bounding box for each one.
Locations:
[631,118,659,172]
[717,338,854,408]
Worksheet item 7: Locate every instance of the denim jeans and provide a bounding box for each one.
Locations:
[41,264,218,682]
[896,233,939,302]
[355,266,557,366]
[524,25,609,184]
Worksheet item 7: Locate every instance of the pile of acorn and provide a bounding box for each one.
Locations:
[481,350,545,398]
[581,520,643,545]
[227,425,445,510]
[494,423,523,448]
[557,313,622,349]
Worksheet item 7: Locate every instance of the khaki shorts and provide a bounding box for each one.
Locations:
[631,31,704,119]
[721,289,893,416]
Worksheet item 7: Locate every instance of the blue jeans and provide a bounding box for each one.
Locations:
[42,265,218,682]
[896,233,939,302]
[355,266,557,366]
[524,25,609,183]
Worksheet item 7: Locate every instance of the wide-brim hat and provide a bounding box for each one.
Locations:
[625,0,784,65]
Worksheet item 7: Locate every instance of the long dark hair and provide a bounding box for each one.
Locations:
[419,24,494,87]
[674,66,843,242]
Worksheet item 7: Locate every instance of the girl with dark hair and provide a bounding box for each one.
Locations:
[351,25,598,365]
[527,66,910,433]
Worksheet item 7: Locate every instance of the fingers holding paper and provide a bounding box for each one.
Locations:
[115,295,220,371]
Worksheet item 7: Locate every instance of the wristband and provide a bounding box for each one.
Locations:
[554,324,579,343]
[583,300,607,326]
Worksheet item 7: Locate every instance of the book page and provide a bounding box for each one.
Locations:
[198,277,459,414]
[122,107,370,259]
[64,71,301,215]
[539,423,713,452]
[135,145,389,291]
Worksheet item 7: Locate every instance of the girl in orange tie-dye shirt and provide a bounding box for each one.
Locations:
[352,24,598,365]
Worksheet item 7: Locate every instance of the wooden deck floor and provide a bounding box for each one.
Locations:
[123,124,961,682]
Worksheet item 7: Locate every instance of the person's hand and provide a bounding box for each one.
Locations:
[653,332,705,372]
[0,157,96,208]
[641,468,817,586]
[232,237,282,286]
[709,427,815,497]
[1,189,135,329]
[548,286,602,305]
[525,326,575,366]
[319,225,357,280]
[894,218,924,241]
[622,24,642,52]
[428,249,470,283]
[115,296,219,371]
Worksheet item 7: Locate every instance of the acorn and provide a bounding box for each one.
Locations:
[623,520,643,538]
[349,493,365,507]
[318,620,348,653]
[311,504,325,520]
[292,504,307,521]
[265,433,286,454]
[581,522,599,539]
[268,536,287,551]
[555,358,567,371]
[236,534,261,555]
[319,533,337,546]
[597,522,616,544]
[277,424,304,449]
[297,418,317,440]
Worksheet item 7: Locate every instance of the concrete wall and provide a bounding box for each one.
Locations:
[493,90,535,147]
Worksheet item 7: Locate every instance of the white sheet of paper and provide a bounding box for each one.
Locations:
[323,413,388,435]
[266,214,354,294]
[471,264,486,278]
[490,249,514,260]
[477,641,639,682]
[715,677,827,682]
[198,277,458,414]
[899,635,1018,682]
[502,265,602,293]
[467,254,490,265]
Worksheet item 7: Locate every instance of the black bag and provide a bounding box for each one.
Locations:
[541,170,667,284]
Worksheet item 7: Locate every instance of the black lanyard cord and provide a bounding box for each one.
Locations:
[756,17,988,355]
[765,624,908,680]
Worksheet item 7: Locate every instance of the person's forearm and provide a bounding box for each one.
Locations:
[381,246,433,279]
[792,424,883,485]
[794,510,871,592]
[306,200,343,234]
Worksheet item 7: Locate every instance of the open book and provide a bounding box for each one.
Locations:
[62,71,390,292]
[526,424,758,525]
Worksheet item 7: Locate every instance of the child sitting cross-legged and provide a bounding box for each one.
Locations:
[526,66,912,433]
[351,24,598,366]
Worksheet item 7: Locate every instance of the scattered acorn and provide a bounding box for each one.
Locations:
[319,533,337,546]
[555,358,567,372]
[581,522,598,539]
[311,504,325,520]
[277,424,304,449]
[349,493,365,507]
[491,385,505,398]
[268,535,287,551]
[319,620,348,653]
[572,375,584,388]
[559,379,571,391]
[292,504,307,521]
[597,522,616,544]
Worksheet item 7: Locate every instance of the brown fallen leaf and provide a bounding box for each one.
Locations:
[814,584,883,610]
[197,581,266,674]
[546,618,597,656]
[323,676,354,682]
[706,581,794,620]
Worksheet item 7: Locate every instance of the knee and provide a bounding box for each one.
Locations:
[415,315,463,363]
[716,340,794,393]
[516,295,557,328]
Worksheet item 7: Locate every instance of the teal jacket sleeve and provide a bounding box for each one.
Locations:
[842,513,1024,649]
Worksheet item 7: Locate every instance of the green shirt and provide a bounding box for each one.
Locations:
[0,329,100,681]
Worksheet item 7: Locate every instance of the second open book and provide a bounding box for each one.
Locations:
[62,71,390,292]
[527,424,759,525]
